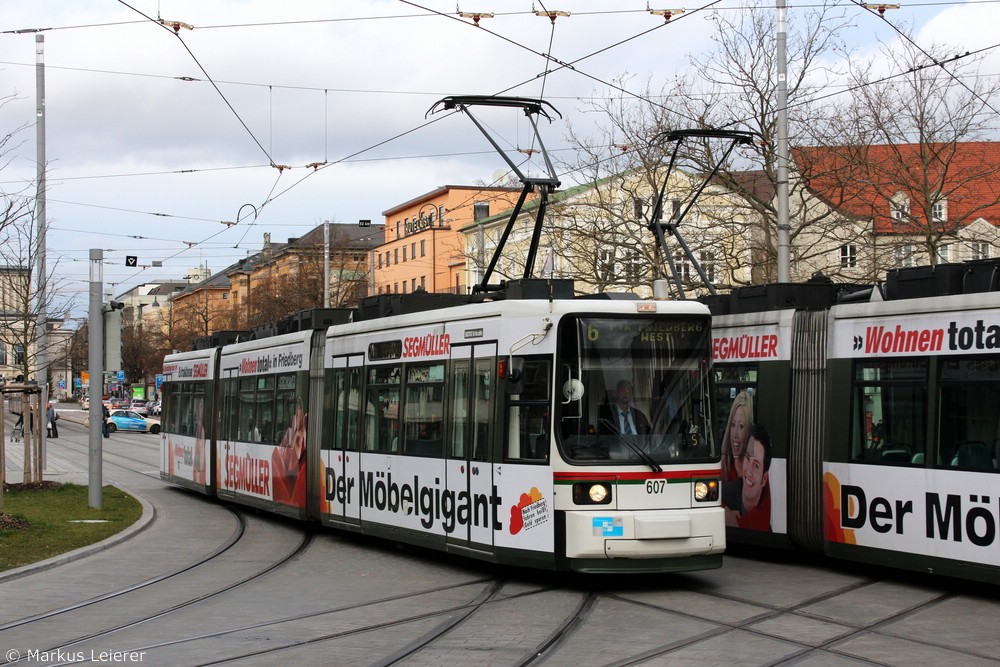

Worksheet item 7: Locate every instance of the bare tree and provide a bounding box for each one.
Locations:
[813,37,1000,268]
[563,2,861,285]
[121,311,165,394]
[0,209,72,384]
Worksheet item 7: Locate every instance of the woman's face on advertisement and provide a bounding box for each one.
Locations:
[730,404,748,457]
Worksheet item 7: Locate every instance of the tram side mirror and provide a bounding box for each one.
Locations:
[506,356,524,394]
[562,378,585,402]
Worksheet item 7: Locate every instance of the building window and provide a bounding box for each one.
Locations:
[0,343,6,365]
[895,244,914,267]
[394,282,399,293]
[633,197,644,220]
[403,247,407,262]
[396,221,401,238]
[473,202,489,221]
[700,251,716,283]
[222,292,228,300]
[890,193,909,222]
[439,205,446,223]
[936,244,950,264]
[420,240,426,257]
[411,242,416,259]
[377,254,382,269]
[624,252,644,283]
[411,278,417,291]
[932,199,947,224]
[972,241,991,260]
[13,344,24,365]
[674,252,692,283]
[840,244,857,268]
[394,249,399,265]
[420,276,426,290]
[596,249,615,282]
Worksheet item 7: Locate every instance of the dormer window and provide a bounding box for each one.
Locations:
[890,192,910,222]
[932,198,947,224]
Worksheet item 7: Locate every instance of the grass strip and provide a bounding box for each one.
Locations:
[0,483,142,571]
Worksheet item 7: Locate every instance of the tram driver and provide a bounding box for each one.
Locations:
[600,379,651,436]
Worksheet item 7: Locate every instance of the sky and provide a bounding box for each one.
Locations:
[0,0,996,318]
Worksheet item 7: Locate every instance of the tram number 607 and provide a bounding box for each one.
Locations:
[646,480,666,494]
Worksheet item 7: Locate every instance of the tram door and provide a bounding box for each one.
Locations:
[325,353,364,527]
[446,343,497,552]
[216,366,240,501]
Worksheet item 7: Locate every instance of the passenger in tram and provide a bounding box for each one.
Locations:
[600,379,651,436]
[723,424,772,531]
[720,391,753,482]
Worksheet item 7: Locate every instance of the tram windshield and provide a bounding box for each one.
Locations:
[557,315,716,466]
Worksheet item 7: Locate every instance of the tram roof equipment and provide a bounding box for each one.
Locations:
[428,95,562,296]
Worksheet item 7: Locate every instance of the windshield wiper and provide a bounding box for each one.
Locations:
[599,418,662,473]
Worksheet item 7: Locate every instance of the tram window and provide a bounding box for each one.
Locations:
[367,364,401,453]
[938,358,1000,471]
[557,315,716,464]
[403,364,444,457]
[328,369,346,451]
[192,384,205,440]
[161,384,175,432]
[506,358,550,462]
[349,367,368,451]
[449,361,470,458]
[239,377,256,441]
[850,361,927,464]
[274,373,297,447]
[713,365,758,462]
[175,386,191,436]
[256,375,276,445]
[222,378,239,441]
[472,358,494,462]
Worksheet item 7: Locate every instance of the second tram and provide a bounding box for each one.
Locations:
[708,259,1000,583]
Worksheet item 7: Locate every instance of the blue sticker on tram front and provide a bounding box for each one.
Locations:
[593,516,624,537]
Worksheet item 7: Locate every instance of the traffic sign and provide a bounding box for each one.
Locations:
[116,370,125,382]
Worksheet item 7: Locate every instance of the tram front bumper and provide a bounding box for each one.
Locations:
[563,507,726,559]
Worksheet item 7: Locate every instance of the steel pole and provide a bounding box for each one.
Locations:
[776,0,791,282]
[88,250,104,509]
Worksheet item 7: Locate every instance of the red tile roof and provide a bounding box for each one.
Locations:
[792,142,1000,234]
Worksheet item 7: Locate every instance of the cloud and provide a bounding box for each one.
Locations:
[0,0,967,312]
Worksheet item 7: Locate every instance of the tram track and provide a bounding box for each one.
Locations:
[9,527,316,667]
[46,578,589,666]
[3,422,997,665]
[0,423,320,666]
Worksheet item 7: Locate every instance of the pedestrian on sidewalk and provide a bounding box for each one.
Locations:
[102,403,110,438]
[47,401,59,439]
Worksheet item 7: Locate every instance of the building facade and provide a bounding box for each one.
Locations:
[375,186,528,295]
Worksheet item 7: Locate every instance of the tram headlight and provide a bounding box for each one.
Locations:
[694,479,719,502]
[572,482,612,505]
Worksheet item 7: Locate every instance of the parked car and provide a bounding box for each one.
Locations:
[130,399,149,416]
[147,400,161,416]
[108,409,161,434]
